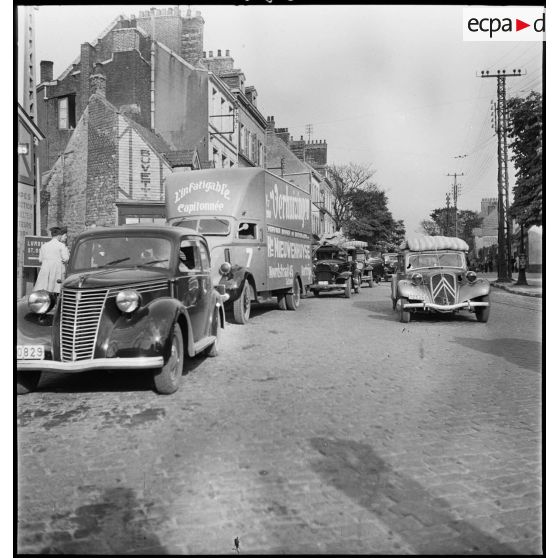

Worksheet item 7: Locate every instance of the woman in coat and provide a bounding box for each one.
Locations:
[34,226,70,294]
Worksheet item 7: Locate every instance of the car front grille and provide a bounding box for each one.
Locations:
[60,280,169,362]
[316,271,334,282]
[430,273,457,306]
[60,288,108,361]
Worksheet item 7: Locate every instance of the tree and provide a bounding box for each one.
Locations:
[326,163,376,231]
[507,91,543,228]
[420,208,482,249]
[344,188,405,248]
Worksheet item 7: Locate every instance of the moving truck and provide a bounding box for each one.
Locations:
[165,168,313,324]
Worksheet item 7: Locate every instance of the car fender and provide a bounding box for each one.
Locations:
[16,298,55,353]
[97,298,196,361]
[458,278,491,301]
[397,279,427,300]
[219,267,255,303]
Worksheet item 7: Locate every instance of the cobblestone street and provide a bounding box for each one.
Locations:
[17,284,542,554]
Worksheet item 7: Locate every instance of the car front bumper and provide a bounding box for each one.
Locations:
[403,300,489,312]
[311,282,348,290]
[17,356,164,373]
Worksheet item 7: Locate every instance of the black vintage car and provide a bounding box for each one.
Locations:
[309,244,361,298]
[382,252,399,281]
[16,225,227,395]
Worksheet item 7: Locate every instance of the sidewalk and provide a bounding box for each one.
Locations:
[478,272,543,298]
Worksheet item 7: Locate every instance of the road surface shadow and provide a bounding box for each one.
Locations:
[29,487,169,554]
[308,437,520,555]
[452,337,542,373]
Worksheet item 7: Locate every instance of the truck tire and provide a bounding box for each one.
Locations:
[277,294,287,310]
[233,281,251,324]
[17,371,42,395]
[344,279,352,298]
[353,276,361,294]
[285,278,301,310]
[153,323,184,394]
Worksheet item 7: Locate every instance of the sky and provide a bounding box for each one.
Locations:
[16,4,544,236]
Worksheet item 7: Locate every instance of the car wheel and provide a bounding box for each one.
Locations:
[205,308,221,357]
[153,323,184,394]
[392,297,397,311]
[233,281,251,324]
[353,277,361,294]
[285,278,301,310]
[17,371,42,395]
[475,295,490,323]
[344,279,352,298]
[313,290,320,297]
[400,298,411,323]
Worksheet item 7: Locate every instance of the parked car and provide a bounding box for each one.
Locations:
[309,244,361,298]
[361,256,384,287]
[382,252,399,281]
[391,236,490,323]
[16,225,227,395]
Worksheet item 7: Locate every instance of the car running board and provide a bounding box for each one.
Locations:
[193,336,217,354]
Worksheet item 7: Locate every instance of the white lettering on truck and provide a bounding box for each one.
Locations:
[173,181,231,204]
[268,184,310,227]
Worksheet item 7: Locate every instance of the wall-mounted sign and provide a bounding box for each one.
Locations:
[23,236,51,267]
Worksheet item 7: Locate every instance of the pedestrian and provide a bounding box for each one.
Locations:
[34,226,70,297]
[233,536,240,554]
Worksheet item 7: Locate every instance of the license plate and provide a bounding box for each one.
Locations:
[318,281,329,285]
[17,345,45,360]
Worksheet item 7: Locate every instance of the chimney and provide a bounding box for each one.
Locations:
[40,60,53,83]
[266,116,275,132]
[181,9,205,66]
[89,63,106,97]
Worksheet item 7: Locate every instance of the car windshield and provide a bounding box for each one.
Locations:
[407,252,465,270]
[173,218,230,235]
[71,236,172,272]
[316,250,343,261]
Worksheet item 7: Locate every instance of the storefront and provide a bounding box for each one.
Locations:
[17,104,45,298]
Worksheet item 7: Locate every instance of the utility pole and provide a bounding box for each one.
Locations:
[478,68,524,282]
[446,172,463,237]
[445,193,451,236]
[305,123,313,143]
[23,6,39,120]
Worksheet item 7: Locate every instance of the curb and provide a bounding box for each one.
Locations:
[491,282,542,298]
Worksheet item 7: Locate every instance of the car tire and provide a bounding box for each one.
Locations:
[353,277,360,294]
[233,281,251,324]
[400,298,411,323]
[205,308,221,357]
[285,278,300,310]
[475,295,490,323]
[153,323,184,395]
[277,293,287,310]
[313,290,320,297]
[344,279,352,298]
[17,371,42,395]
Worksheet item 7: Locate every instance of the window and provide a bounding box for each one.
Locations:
[222,154,227,168]
[58,96,76,130]
[238,222,257,239]
[179,241,201,272]
[199,243,210,271]
[239,125,245,154]
[244,129,250,156]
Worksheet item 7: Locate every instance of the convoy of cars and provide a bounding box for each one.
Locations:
[16,162,490,397]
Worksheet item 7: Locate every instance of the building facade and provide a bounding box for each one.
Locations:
[17,104,45,298]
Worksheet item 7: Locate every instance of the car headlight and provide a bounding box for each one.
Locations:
[219,262,232,276]
[116,289,141,313]
[28,290,53,314]
[466,271,477,282]
[411,272,423,285]
[331,264,339,272]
